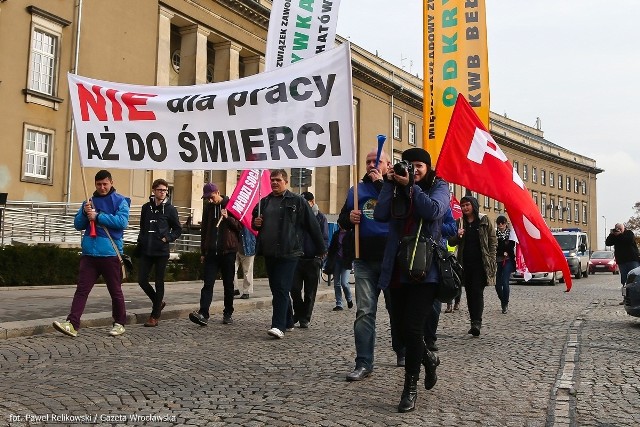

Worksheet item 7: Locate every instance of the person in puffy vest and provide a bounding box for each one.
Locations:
[52,170,130,338]
[136,179,182,327]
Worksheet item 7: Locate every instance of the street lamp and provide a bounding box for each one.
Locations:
[602,215,607,250]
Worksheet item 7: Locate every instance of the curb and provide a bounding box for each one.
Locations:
[0,288,336,340]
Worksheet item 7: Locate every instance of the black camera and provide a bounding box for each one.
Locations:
[393,160,414,177]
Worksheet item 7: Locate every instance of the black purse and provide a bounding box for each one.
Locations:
[397,219,433,281]
[432,240,463,301]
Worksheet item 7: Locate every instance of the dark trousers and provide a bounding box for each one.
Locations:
[464,262,487,323]
[390,283,436,375]
[67,256,126,329]
[291,257,322,324]
[200,252,236,318]
[424,299,442,344]
[138,254,169,317]
[265,256,298,331]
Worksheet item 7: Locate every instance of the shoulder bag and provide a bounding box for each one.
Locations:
[432,240,463,301]
[397,219,433,281]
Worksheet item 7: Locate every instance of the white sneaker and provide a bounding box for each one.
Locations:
[108,323,125,336]
[267,327,284,339]
[52,320,78,337]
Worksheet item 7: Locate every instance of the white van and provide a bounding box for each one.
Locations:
[551,229,589,279]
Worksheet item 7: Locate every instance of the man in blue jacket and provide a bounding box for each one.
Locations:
[53,170,130,337]
[341,149,405,381]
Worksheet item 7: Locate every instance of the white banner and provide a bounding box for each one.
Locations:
[68,44,354,171]
[265,0,342,71]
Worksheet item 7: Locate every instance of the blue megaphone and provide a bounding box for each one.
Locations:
[375,134,387,168]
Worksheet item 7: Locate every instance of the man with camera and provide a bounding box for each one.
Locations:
[605,223,640,288]
[340,149,406,381]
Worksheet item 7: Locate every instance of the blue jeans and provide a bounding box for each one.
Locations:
[200,252,236,318]
[353,260,402,371]
[495,258,515,307]
[333,259,352,307]
[265,256,298,331]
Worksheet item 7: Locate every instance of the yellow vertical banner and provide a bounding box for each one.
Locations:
[423,0,490,163]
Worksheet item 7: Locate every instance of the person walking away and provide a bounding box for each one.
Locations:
[136,179,182,327]
[341,149,406,381]
[495,215,515,314]
[189,183,241,326]
[325,225,355,311]
[53,170,130,337]
[291,191,329,328]
[374,147,449,413]
[448,195,497,337]
[251,170,326,339]
[234,224,256,299]
[605,223,640,301]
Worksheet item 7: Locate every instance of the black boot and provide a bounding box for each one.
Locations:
[468,320,481,337]
[422,346,440,390]
[397,373,419,413]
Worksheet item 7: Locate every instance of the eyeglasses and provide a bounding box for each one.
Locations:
[154,188,168,192]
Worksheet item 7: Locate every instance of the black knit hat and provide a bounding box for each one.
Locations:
[402,148,431,166]
[301,191,314,201]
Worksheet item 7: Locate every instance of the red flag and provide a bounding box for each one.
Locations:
[436,94,572,291]
[450,194,462,220]
[226,169,271,236]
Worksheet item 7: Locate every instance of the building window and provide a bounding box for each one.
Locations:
[581,179,587,195]
[523,164,528,181]
[393,114,402,140]
[483,195,490,209]
[206,64,214,83]
[541,170,546,186]
[549,198,555,220]
[582,204,587,223]
[549,172,554,188]
[532,191,538,207]
[171,50,181,73]
[558,174,563,190]
[574,178,579,193]
[558,198,564,220]
[541,194,547,217]
[513,160,519,175]
[22,124,54,184]
[408,122,416,146]
[566,198,572,221]
[532,167,538,183]
[494,199,500,211]
[574,202,579,222]
[25,7,70,109]
[566,176,571,192]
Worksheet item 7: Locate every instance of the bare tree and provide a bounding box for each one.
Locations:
[626,202,640,232]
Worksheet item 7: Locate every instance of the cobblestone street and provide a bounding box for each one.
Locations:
[1,274,638,426]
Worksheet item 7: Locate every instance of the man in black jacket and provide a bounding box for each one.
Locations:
[605,223,640,287]
[137,179,182,327]
[252,170,326,339]
[190,182,241,326]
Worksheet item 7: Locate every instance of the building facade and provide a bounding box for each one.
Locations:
[0,0,602,244]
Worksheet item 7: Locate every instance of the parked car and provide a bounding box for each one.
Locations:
[588,250,619,275]
[510,270,562,286]
[622,266,640,317]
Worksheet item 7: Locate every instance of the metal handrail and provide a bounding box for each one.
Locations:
[0,201,200,252]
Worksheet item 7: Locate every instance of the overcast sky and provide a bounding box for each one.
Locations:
[336,0,640,245]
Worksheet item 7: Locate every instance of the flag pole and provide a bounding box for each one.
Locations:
[353,163,359,259]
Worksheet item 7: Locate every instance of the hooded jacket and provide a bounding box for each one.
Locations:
[448,196,497,285]
[201,197,241,256]
[137,196,182,257]
[74,187,130,257]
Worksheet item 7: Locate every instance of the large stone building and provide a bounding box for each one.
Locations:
[0,0,602,244]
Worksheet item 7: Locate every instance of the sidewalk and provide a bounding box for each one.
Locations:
[0,278,337,340]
